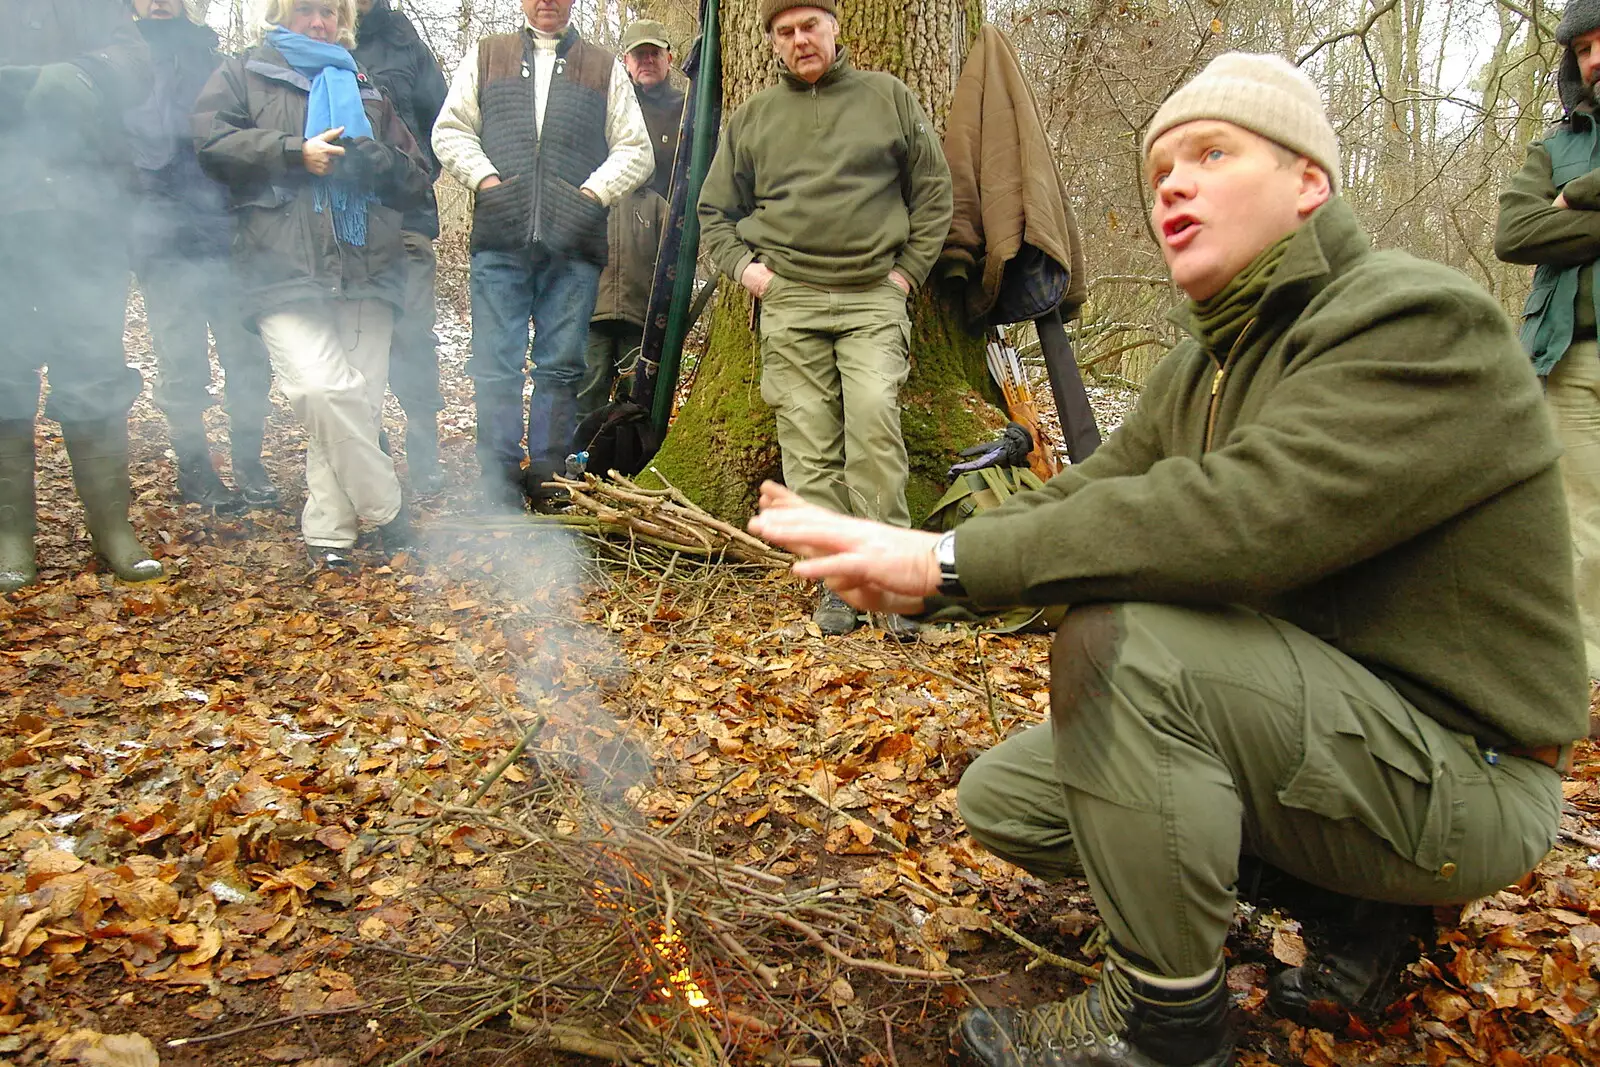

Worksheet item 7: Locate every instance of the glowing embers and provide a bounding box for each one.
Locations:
[652,919,711,1009]
[588,854,712,1014]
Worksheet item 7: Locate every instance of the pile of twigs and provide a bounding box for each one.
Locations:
[428,470,791,571]
[558,470,791,566]
[371,721,963,1066]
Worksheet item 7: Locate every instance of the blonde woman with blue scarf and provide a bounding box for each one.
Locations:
[195,0,429,571]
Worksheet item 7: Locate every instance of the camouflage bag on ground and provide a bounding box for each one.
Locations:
[921,426,1068,634]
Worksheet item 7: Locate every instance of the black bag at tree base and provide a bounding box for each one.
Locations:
[571,401,662,480]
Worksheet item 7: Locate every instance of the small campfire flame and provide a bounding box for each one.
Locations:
[589,860,713,1014]
[651,919,711,1009]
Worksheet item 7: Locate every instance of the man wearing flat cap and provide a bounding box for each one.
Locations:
[1497,0,1600,690]
[747,52,1587,1066]
[698,0,952,638]
[580,18,686,419]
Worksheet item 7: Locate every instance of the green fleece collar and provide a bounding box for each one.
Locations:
[1170,197,1369,341]
[1189,233,1292,357]
[778,47,851,90]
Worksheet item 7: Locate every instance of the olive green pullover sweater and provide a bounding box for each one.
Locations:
[696,50,953,291]
[956,199,1588,748]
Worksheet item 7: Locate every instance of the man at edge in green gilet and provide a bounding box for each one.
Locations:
[1496,0,1600,688]
[748,52,1588,1067]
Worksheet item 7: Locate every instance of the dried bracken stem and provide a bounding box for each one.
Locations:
[794,783,906,854]
[768,912,961,980]
[1559,827,1600,850]
[987,917,1100,978]
[167,998,405,1046]
[705,920,780,988]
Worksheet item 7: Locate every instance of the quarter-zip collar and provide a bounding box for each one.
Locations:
[778,46,851,91]
[1187,232,1291,361]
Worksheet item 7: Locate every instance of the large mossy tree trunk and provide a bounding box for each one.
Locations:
[647,0,1001,525]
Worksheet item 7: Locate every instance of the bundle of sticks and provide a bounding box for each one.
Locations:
[555,471,793,566]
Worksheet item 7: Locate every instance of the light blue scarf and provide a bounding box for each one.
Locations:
[266,27,376,245]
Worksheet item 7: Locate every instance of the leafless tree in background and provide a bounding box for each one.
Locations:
[207,0,1569,388]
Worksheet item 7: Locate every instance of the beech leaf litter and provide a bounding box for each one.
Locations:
[0,303,1594,1065]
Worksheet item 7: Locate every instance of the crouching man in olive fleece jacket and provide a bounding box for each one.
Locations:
[747,53,1588,1067]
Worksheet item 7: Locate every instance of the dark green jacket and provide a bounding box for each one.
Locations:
[1495,107,1600,374]
[697,50,952,291]
[593,77,680,325]
[957,199,1588,749]
[0,0,151,220]
[592,186,667,325]
[194,45,430,322]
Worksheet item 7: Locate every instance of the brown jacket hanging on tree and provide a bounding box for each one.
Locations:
[940,23,1087,325]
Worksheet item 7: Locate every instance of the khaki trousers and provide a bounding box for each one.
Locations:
[258,299,401,548]
[1545,339,1600,679]
[957,602,1561,977]
[758,275,912,527]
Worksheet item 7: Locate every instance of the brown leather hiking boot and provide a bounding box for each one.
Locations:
[1267,899,1432,1027]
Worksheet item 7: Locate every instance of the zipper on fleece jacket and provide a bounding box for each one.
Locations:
[1204,318,1256,452]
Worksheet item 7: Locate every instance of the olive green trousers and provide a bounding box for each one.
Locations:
[957,602,1562,977]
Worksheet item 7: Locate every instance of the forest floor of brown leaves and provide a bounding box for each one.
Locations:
[0,299,1597,1067]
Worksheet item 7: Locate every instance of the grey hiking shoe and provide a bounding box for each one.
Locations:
[812,586,860,635]
[953,947,1233,1067]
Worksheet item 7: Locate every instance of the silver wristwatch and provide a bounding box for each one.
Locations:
[935,530,965,597]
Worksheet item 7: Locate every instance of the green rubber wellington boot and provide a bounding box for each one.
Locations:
[0,420,37,593]
[61,419,163,583]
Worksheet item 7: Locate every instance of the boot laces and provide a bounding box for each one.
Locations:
[1014,955,1134,1054]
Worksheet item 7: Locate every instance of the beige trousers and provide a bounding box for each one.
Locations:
[258,299,401,548]
[757,275,912,527]
[1544,339,1600,679]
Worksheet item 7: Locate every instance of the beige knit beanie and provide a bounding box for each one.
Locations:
[1142,53,1341,195]
[761,0,837,29]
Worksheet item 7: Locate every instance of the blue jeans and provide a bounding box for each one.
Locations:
[468,246,601,393]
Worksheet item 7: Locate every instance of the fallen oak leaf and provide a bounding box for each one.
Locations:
[49,1029,160,1066]
[26,850,84,879]
[178,927,222,966]
[256,863,324,893]
[1422,984,1474,1023]
[110,878,179,921]
[1270,926,1307,968]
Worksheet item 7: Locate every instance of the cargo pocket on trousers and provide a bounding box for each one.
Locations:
[1276,695,1459,875]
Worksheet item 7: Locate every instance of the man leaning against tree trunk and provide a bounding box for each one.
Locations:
[697,0,953,639]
